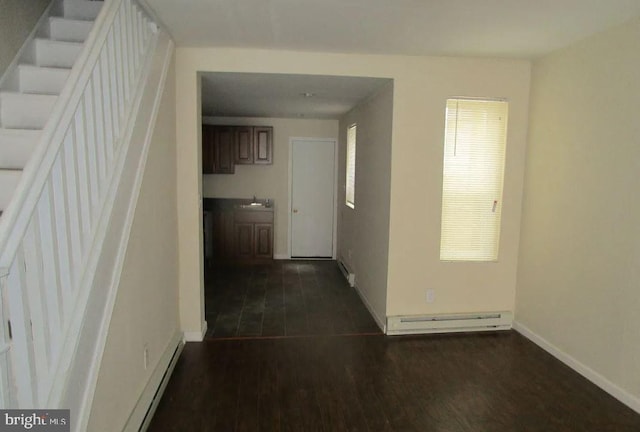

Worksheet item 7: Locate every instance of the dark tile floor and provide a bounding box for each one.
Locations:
[204,260,381,339]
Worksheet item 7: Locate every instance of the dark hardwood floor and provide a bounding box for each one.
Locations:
[148,261,640,431]
[205,260,380,339]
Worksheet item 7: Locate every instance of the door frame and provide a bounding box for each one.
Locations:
[287,137,338,259]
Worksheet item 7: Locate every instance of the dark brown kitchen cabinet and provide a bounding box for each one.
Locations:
[234,222,273,260]
[254,224,273,258]
[202,125,215,174]
[253,126,273,164]
[234,127,254,164]
[234,208,273,261]
[202,125,273,174]
[213,126,235,173]
[202,125,235,174]
[234,223,255,259]
[204,199,274,263]
[211,209,234,259]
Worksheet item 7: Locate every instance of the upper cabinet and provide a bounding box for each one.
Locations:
[214,126,235,174]
[235,126,254,164]
[202,125,215,174]
[253,127,273,164]
[202,125,273,174]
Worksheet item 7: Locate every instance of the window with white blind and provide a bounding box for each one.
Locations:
[440,98,508,261]
[346,124,357,208]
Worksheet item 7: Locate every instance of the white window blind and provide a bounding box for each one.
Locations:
[346,124,356,208]
[440,98,508,261]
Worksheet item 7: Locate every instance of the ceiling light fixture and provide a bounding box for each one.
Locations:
[300,92,316,98]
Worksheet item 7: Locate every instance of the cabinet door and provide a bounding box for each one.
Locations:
[211,210,227,259]
[214,127,235,174]
[235,127,254,164]
[253,126,273,164]
[235,223,254,259]
[202,125,215,174]
[203,211,213,260]
[254,224,273,258]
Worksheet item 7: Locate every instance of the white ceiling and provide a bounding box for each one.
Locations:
[146,0,640,59]
[201,73,391,119]
[149,0,640,119]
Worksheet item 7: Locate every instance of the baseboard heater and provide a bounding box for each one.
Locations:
[337,259,355,287]
[386,311,513,335]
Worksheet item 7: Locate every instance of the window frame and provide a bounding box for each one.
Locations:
[345,123,357,209]
[439,97,509,262]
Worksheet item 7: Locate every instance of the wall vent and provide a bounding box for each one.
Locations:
[386,311,513,335]
[337,259,355,287]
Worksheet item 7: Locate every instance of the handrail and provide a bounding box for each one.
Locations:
[0,0,157,408]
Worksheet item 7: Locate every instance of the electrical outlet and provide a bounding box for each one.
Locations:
[143,344,149,370]
[426,289,436,303]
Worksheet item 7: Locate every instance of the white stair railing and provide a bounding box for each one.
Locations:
[0,0,157,408]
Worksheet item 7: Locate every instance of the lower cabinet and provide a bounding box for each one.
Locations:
[234,210,273,260]
[234,223,255,259]
[212,209,234,258]
[204,199,274,263]
[254,224,273,258]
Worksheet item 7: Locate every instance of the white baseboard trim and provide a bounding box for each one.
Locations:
[274,254,289,260]
[183,321,207,342]
[513,321,640,414]
[124,331,183,432]
[353,284,386,333]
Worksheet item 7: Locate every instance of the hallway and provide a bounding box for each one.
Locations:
[204,261,381,339]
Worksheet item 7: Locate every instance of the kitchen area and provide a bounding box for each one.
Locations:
[198,72,388,338]
[202,123,276,266]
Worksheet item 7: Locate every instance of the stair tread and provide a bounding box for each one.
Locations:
[0,128,42,136]
[33,38,84,68]
[63,0,104,21]
[0,170,23,211]
[17,64,71,95]
[0,91,58,100]
[18,64,72,72]
[0,92,58,130]
[34,38,84,47]
[49,16,95,24]
[0,129,42,170]
[48,16,94,43]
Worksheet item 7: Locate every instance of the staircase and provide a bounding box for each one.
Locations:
[0,0,103,215]
[0,0,166,428]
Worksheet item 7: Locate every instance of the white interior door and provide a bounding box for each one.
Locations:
[291,139,335,258]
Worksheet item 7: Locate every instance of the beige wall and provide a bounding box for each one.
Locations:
[338,82,393,327]
[202,116,338,257]
[0,0,49,77]
[176,47,531,335]
[88,54,179,430]
[516,17,640,403]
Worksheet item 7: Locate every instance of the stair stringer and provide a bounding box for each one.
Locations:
[53,32,174,432]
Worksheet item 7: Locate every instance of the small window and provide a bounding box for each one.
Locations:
[346,124,357,208]
[440,98,508,261]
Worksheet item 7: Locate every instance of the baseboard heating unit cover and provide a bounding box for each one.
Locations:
[386,311,513,335]
[337,259,355,287]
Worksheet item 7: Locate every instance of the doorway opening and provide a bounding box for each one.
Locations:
[198,72,392,338]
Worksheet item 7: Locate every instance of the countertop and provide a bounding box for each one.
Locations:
[203,197,274,212]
